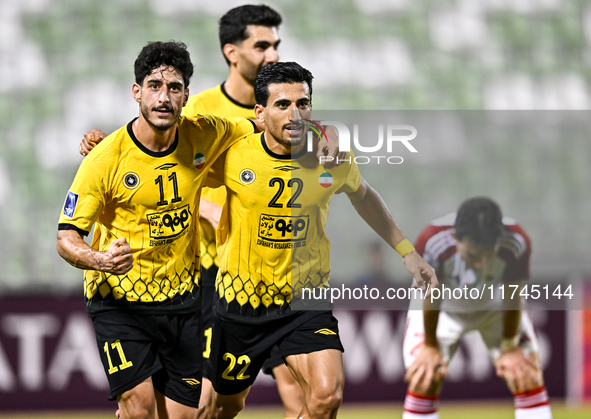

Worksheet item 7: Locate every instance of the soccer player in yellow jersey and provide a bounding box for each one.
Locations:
[56,41,256,419]
[204,62,438,419]
[181,7,308,416]
[79,7,320,417]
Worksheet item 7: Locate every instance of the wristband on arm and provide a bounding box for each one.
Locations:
[395,238,415,257]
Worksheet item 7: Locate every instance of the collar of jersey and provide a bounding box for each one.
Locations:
[127,117,179,157]
[220,82,255,109]
[261,132,307,160]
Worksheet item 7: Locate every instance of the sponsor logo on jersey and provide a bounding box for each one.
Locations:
[193,153,206,169]
[63,191,79,218]
[257,214,309,248]
[240,169,256,184]
[123,172,140,189]
[314,328,336,335]
[147,204,192,243]
[182,378,201,385]
[274,165,301,172]
[319,172,333,188]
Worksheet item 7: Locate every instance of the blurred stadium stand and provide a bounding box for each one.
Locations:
[1,0,590,292]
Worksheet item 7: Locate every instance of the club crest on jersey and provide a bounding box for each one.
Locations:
[193,153,206,169]
[240,169,256,185]
[63,191,78,218]
[319,172,333,188]
[123,172,140,189]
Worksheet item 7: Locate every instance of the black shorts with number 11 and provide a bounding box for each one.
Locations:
[92,310,202,407]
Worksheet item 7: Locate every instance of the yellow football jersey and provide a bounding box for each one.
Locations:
[206,132,361,323]
[58,115,253,317]
[183,84,256,270]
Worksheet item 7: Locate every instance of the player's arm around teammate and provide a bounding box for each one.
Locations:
[57,41,258,419]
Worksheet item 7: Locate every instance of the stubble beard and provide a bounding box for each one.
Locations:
[140,102,178,132]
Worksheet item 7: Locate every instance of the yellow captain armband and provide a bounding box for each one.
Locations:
[395,238,415,257]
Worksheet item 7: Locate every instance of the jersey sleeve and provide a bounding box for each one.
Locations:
[57,154,108,235]
[502,224,531,282]
[414,224,450,270]
[334,153,361,194]
[414,226,433,259]
[204,116,254,167]
[216,116,254,149]
[204,151,227,189]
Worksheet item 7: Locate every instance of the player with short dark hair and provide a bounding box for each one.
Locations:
[183,5,306,416]
[77,8,337,417]
[218,4,282,67]
[205,61,437,419]
[57,40,255,419]
[402,197,552,419]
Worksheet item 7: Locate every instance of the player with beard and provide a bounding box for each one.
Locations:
[57,41,256,419]
[204,62,437,419]
[78,7,341,418]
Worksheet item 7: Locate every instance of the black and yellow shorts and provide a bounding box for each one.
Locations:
[208,310,343,395]
[92,310,202,407]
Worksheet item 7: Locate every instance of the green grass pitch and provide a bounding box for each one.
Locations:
[0,402,590,419]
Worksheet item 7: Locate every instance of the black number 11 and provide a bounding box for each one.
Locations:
[156,172,182,206]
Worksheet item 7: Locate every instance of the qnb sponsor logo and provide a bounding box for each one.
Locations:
[306,122,418,165]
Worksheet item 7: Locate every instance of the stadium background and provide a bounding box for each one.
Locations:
[1,0,590,416]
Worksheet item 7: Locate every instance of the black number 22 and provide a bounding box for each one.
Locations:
[268,177,303,208]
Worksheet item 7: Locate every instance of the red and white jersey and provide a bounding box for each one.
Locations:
[415,212,531,310]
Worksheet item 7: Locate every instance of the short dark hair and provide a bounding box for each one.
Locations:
[134,41,194,88]
[219,4,282,65]
[254,62,313,106]
[454,197,503,249]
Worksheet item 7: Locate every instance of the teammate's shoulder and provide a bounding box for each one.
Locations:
[184,86,215,117]
[227,131,262,152]
[180,113,224,129]
[500,217,531,258]
[188,85,222,103]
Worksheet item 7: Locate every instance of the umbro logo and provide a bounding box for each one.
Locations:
[182,378,201,385]
[314,328,336,335]
[155,163,178,170]
[274,165,300,172]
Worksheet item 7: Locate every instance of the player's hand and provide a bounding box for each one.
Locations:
[80,129,107,156]
[403,251,438,292]
[200,198,223,230]
[317,125,346,168]
[98,238,133,274]
[405,344,447,394]
[494,347,541,393]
